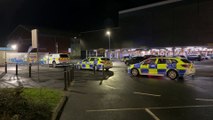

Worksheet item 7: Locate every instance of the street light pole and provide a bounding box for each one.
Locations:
[106,31,111,59]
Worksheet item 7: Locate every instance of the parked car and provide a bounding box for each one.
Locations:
[125,56,147,66]
[77,57,113,71]
[121,56,131,62]
[128,57,195,80]
[206,54,213,59]
[187,55,202,61]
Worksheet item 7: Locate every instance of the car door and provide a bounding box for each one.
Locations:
[81,59,89,69]
[148,58,157,75]
[140,58,157,75]
[157,58,169,75]
[89,58,96,69]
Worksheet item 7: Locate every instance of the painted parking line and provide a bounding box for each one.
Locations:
[196,98,213,102]
[105,85,117,89]
[145,108,160,120]
[86,104,213,112]
[133,92,161,97]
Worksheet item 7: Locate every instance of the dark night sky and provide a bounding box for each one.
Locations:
[0,0,162,45]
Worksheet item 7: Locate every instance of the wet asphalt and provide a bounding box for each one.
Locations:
[60,60,213,120]
[0,60,213,120]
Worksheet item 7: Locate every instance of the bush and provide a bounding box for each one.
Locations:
[0,88,55,120]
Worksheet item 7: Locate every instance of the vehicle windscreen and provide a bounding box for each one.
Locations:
[60,54,68,58]
[181,59,191,63]
[101,58,110,61]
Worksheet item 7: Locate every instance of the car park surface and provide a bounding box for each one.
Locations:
[60,59,213,120]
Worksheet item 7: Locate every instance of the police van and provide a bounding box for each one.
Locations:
[48,53,70,67]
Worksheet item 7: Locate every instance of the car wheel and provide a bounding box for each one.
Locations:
[167,70,178,80]
[131,68,139,76]
[52,62,56,68]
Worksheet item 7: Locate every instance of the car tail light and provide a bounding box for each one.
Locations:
[181,64,190,68]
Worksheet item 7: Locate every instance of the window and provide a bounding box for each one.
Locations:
[101,58,110,61]
[158,59,171,64]
[144,59,156,64]
[60,54,68,58]
[158,59,166,64]
[181,59,191,63]
[170,59,178,63]
[90,58,95,61]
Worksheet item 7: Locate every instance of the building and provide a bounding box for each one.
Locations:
[7,25,81,58]
[119,0,213,47]
[81,0,213,58]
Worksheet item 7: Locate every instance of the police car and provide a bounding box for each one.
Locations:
[128,57,195,80]
[77,57,113,71]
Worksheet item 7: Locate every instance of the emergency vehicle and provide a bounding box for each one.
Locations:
[48,53,70,67]
[128,57,195,80]
[77,57,113,71]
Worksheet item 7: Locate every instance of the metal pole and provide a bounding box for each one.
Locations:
[37,48,40,81]
[29,63,31,77]
[109,35,110,59]
[102,65,104,76]
[64,67,67,91]
[5,62,7,73]
[16,63,18,75]
[70,66,72,82]
[72,64,74,80]
[93,64,96,74]
[67,67,70,87]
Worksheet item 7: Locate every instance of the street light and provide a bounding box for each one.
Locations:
[11,44,17,50]
[106,31,111,59]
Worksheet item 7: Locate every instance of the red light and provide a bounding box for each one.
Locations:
[181,64,189,68]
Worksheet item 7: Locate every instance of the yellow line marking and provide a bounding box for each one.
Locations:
[196,98,213,102]
[133,92,161,97]
[145,108,160,120]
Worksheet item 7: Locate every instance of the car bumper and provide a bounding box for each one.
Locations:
[183,68,196,77]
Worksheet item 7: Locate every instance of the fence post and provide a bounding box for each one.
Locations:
[5,62,7,73]
[64,67,68,91]
[29,63,32,78]
[16,63,18,76]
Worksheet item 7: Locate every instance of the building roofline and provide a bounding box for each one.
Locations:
[119,0,182,15]
[80,27,120,34]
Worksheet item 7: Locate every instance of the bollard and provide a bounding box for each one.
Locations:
[70,66,72,82]
[67,67,70,87]
[72,64,74,80]
[102,65,105,76]
[16,63,18,75]
[93,64,96,74]
[29,63,32,77]
[5,62,7,73]
[64,67,68,91]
